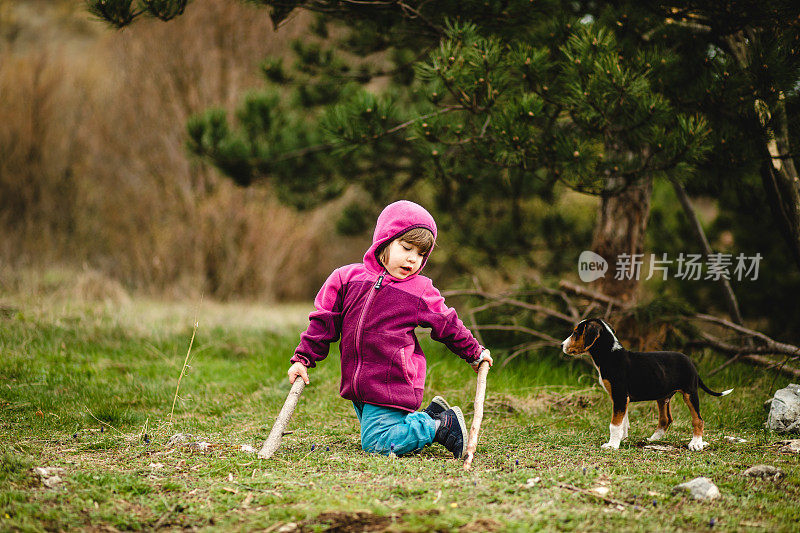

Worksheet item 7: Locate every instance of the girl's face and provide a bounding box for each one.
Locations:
[382,239,425,279]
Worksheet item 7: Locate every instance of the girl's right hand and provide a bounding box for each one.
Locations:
[288,362,310,385]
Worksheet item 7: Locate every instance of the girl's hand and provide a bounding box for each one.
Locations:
[288,362,310,385]
[471,349,493,372]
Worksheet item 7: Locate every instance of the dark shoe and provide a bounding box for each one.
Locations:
[422,396,450,419]
[433,407,467,458]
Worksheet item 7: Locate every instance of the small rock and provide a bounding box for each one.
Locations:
[42,475,63,489]
[672,477,720,500]
[743,465,784,479]
[778,439,800,454]
[240,445,257,454]
[276,522,298,533]
[724,436,747,443]
[34,467,65,489]
[149,462,164,469]
[592,486,610,496]
[765,384,800,433]
[34,467,62,477]
[188,441,211,451]
[167,433,191,446]
[525,477,541,487]
[644,444,677,452]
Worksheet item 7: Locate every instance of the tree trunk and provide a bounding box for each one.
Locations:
[590,173,654,303]
[757,103,800,270]
[725,31,800,271]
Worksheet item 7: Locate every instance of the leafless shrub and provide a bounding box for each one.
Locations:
[1,1,364,300]
[0,49,85,262]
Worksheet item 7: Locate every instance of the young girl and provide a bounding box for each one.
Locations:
[288,200,492,458]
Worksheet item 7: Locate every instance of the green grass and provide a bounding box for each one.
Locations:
[1,299,799,531]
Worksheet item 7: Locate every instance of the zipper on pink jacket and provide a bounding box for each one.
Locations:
[352,271,385,401]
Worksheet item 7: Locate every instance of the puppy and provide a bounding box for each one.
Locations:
[562,318,732,451]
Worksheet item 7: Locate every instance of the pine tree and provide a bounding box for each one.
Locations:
[90,0,718,302]
[592,1,800,268]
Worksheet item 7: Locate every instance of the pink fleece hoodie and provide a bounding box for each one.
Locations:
[291,200,484,412]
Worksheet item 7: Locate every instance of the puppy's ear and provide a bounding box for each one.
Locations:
[584,321,603,351]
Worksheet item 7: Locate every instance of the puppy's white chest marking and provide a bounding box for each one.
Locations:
[591,360,605,390]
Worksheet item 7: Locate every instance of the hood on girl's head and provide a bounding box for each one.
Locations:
[363,200,437,278]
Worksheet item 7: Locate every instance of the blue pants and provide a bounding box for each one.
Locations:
[353,402,437,456]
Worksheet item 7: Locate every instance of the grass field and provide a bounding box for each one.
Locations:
[1,297,799,532]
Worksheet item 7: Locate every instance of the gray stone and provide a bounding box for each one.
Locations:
[166,433,192,446]
[743,465,784,479]
[779,439,800,453]
[643,444,678,452]
[672,477,720,500]
[188,441,211,451]
[34,467,65,489]
[765,384,800,433]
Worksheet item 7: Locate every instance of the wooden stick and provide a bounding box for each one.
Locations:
[258,379,306,459]
[463,360,490,470]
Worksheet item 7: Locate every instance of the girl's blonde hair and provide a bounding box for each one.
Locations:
[378,227,435,266]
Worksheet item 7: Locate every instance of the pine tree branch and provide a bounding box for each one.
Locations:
[395,1,443,35]
[264,105,464,164]
[382,105,463,135]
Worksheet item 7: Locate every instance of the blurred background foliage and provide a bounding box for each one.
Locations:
[0,0,368,301]
[1,0,799,347]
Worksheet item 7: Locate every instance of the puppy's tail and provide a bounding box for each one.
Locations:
[699,378,733,397]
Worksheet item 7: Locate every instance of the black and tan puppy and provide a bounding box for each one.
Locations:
[562,318,732,451]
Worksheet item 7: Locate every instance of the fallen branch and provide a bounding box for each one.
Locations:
[693,313,800,355]
[470,324,561,344]
[447,278,800,378]
[669,177,745,325]
[443,288,574,323]
[558,280,626,309]
[501,341,560,369]
[687,332,800,378]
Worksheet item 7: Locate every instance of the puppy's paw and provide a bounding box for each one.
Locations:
[687,437,707,451]
[647,429,666,442]
[600,441,620,449]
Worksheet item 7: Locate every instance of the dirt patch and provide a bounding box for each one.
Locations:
[459,518,502,532]
[298,510,440,532]
[299,511,395,532]
[487,391,595,415]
